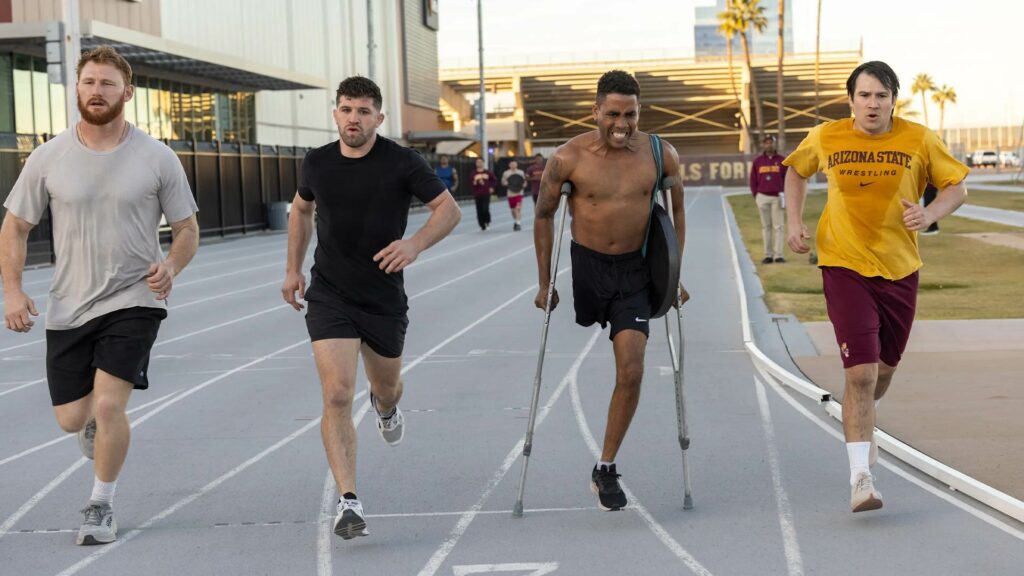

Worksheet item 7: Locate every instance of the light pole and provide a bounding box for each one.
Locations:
[367,0,376,80]
[62,0,81,126]
[477,0,487,169]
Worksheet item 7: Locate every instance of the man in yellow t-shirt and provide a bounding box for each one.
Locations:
[783,61,968,513]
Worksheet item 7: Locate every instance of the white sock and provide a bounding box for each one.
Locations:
[874,399,881,409]
[597,460,614,470]
[90,478,116,504]
[847,442,871,485]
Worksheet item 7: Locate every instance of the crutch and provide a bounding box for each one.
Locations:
[513,182,572,518]
[661,180,694,510]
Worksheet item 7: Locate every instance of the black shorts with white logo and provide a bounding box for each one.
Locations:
[570,241,651,341]
[304,287,409,359]
[46,307,167,406]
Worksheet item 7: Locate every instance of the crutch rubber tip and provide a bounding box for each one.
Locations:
[683,495,694,510]
[512,502,524,517]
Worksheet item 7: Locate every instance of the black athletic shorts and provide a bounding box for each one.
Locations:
[570,241,651,341]
[304,292,409,359]
[46,306,167,406]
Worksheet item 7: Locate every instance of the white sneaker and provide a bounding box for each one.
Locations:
[334,498,368,540]
[77,502,116,545]
[371,394,404,447]
[78,419,96,460]
[851,472,883,513]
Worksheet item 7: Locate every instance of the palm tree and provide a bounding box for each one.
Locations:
[776,0,785,149]
[720,0,769,139]
[717,7,749,147]
[931,85,957,133]
[911,73,935,127]
[894,98,919,119]
[814,0,821,124]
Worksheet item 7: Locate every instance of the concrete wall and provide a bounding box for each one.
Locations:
[159,0,407,147]
[10,0,161,35]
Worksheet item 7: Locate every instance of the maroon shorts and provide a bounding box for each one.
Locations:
[821,266,919,369]
[507,194,524,209]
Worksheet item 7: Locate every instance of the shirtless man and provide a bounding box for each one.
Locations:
[533,70,687,511]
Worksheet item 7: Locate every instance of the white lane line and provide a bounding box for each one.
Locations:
[568,344,713,576]
[9,507,602,536]
[753,376,805,576]
[0,378,44,398]
[415,327,601,576]
[0,337,309,544]
[0,390,181,468]
[55,415,324,576]
[754,365,1024,542]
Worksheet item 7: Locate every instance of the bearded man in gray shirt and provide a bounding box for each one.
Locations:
[0,46,199,546]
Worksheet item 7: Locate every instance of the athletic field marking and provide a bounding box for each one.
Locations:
[754,377,805,576]
[415,326,600,576]
[453,563,559,576]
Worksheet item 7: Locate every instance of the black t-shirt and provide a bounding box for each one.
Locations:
[297,136,446,315]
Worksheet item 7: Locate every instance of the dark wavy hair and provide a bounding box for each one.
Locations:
[846,61,900,101]
[596,70,640,103]
[335,76,383,110]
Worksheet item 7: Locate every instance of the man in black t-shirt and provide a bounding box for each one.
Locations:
[281,76,461,541]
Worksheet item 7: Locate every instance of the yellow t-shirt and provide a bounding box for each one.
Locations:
[784,117,969,280]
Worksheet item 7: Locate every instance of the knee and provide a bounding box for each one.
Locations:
[877,363,897,383]
[55,411,88,433]
[322,382,355,412]
[846,367,877,391]
[371,378,402,404]
[616,360,644,391]
[92,394,126,423]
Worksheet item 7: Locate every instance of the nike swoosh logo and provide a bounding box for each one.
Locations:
[634,317,648,323]
[859,181,874,187]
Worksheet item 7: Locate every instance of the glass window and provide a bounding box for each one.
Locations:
[135,84,149,134]
[31,63,51,137]
[13,54,33,134]
[146,78,161,139]
[0,54,14,133]
[49,82,66,134]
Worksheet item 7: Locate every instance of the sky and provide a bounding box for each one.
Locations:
[437,0,1022,130]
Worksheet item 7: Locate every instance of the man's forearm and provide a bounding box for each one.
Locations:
[534,216,555,286]
[0,220,29,293]
[925,181,967,222]
[286,210,314,274]
[164,222,199,275]
[410,197,460,253]
[784,170,808,226]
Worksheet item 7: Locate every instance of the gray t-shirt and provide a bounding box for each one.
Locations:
[3,124,199,330]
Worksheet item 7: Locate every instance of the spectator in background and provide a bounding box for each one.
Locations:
[501,160,527,231]
[470,157,496,230]
[435,154,459,195]
[750,134,788,263]
[526,153,545,204]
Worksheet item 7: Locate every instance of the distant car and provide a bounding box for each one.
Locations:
[999,151,1021,167]
[972,150,999,168]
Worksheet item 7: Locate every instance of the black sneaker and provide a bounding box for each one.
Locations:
[590,464,627,511]
[513,222,522,231]
[761,257,773,264]
[774,257,786,263]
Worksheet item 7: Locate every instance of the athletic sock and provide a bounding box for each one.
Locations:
[90,478,116,505]
[846,442,871,485]
[341,492,357,502]
[874,399,881,409]
[597,460,614,470]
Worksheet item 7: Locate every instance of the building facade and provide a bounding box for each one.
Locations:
[694,0,793,58]
[0,0,444,146]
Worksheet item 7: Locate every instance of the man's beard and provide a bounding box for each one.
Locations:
[78,96,125,126]
[340,128,372,148]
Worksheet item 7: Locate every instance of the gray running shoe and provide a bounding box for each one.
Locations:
[77,502,116,545]
[334,498,368,540]
[851,472,883,513]
[371,394,404,447]
[78,419,96,460]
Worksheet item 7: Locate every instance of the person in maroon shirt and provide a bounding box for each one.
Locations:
[750,134,788,263]
[470,158,496,230]
[525,153,545,204]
